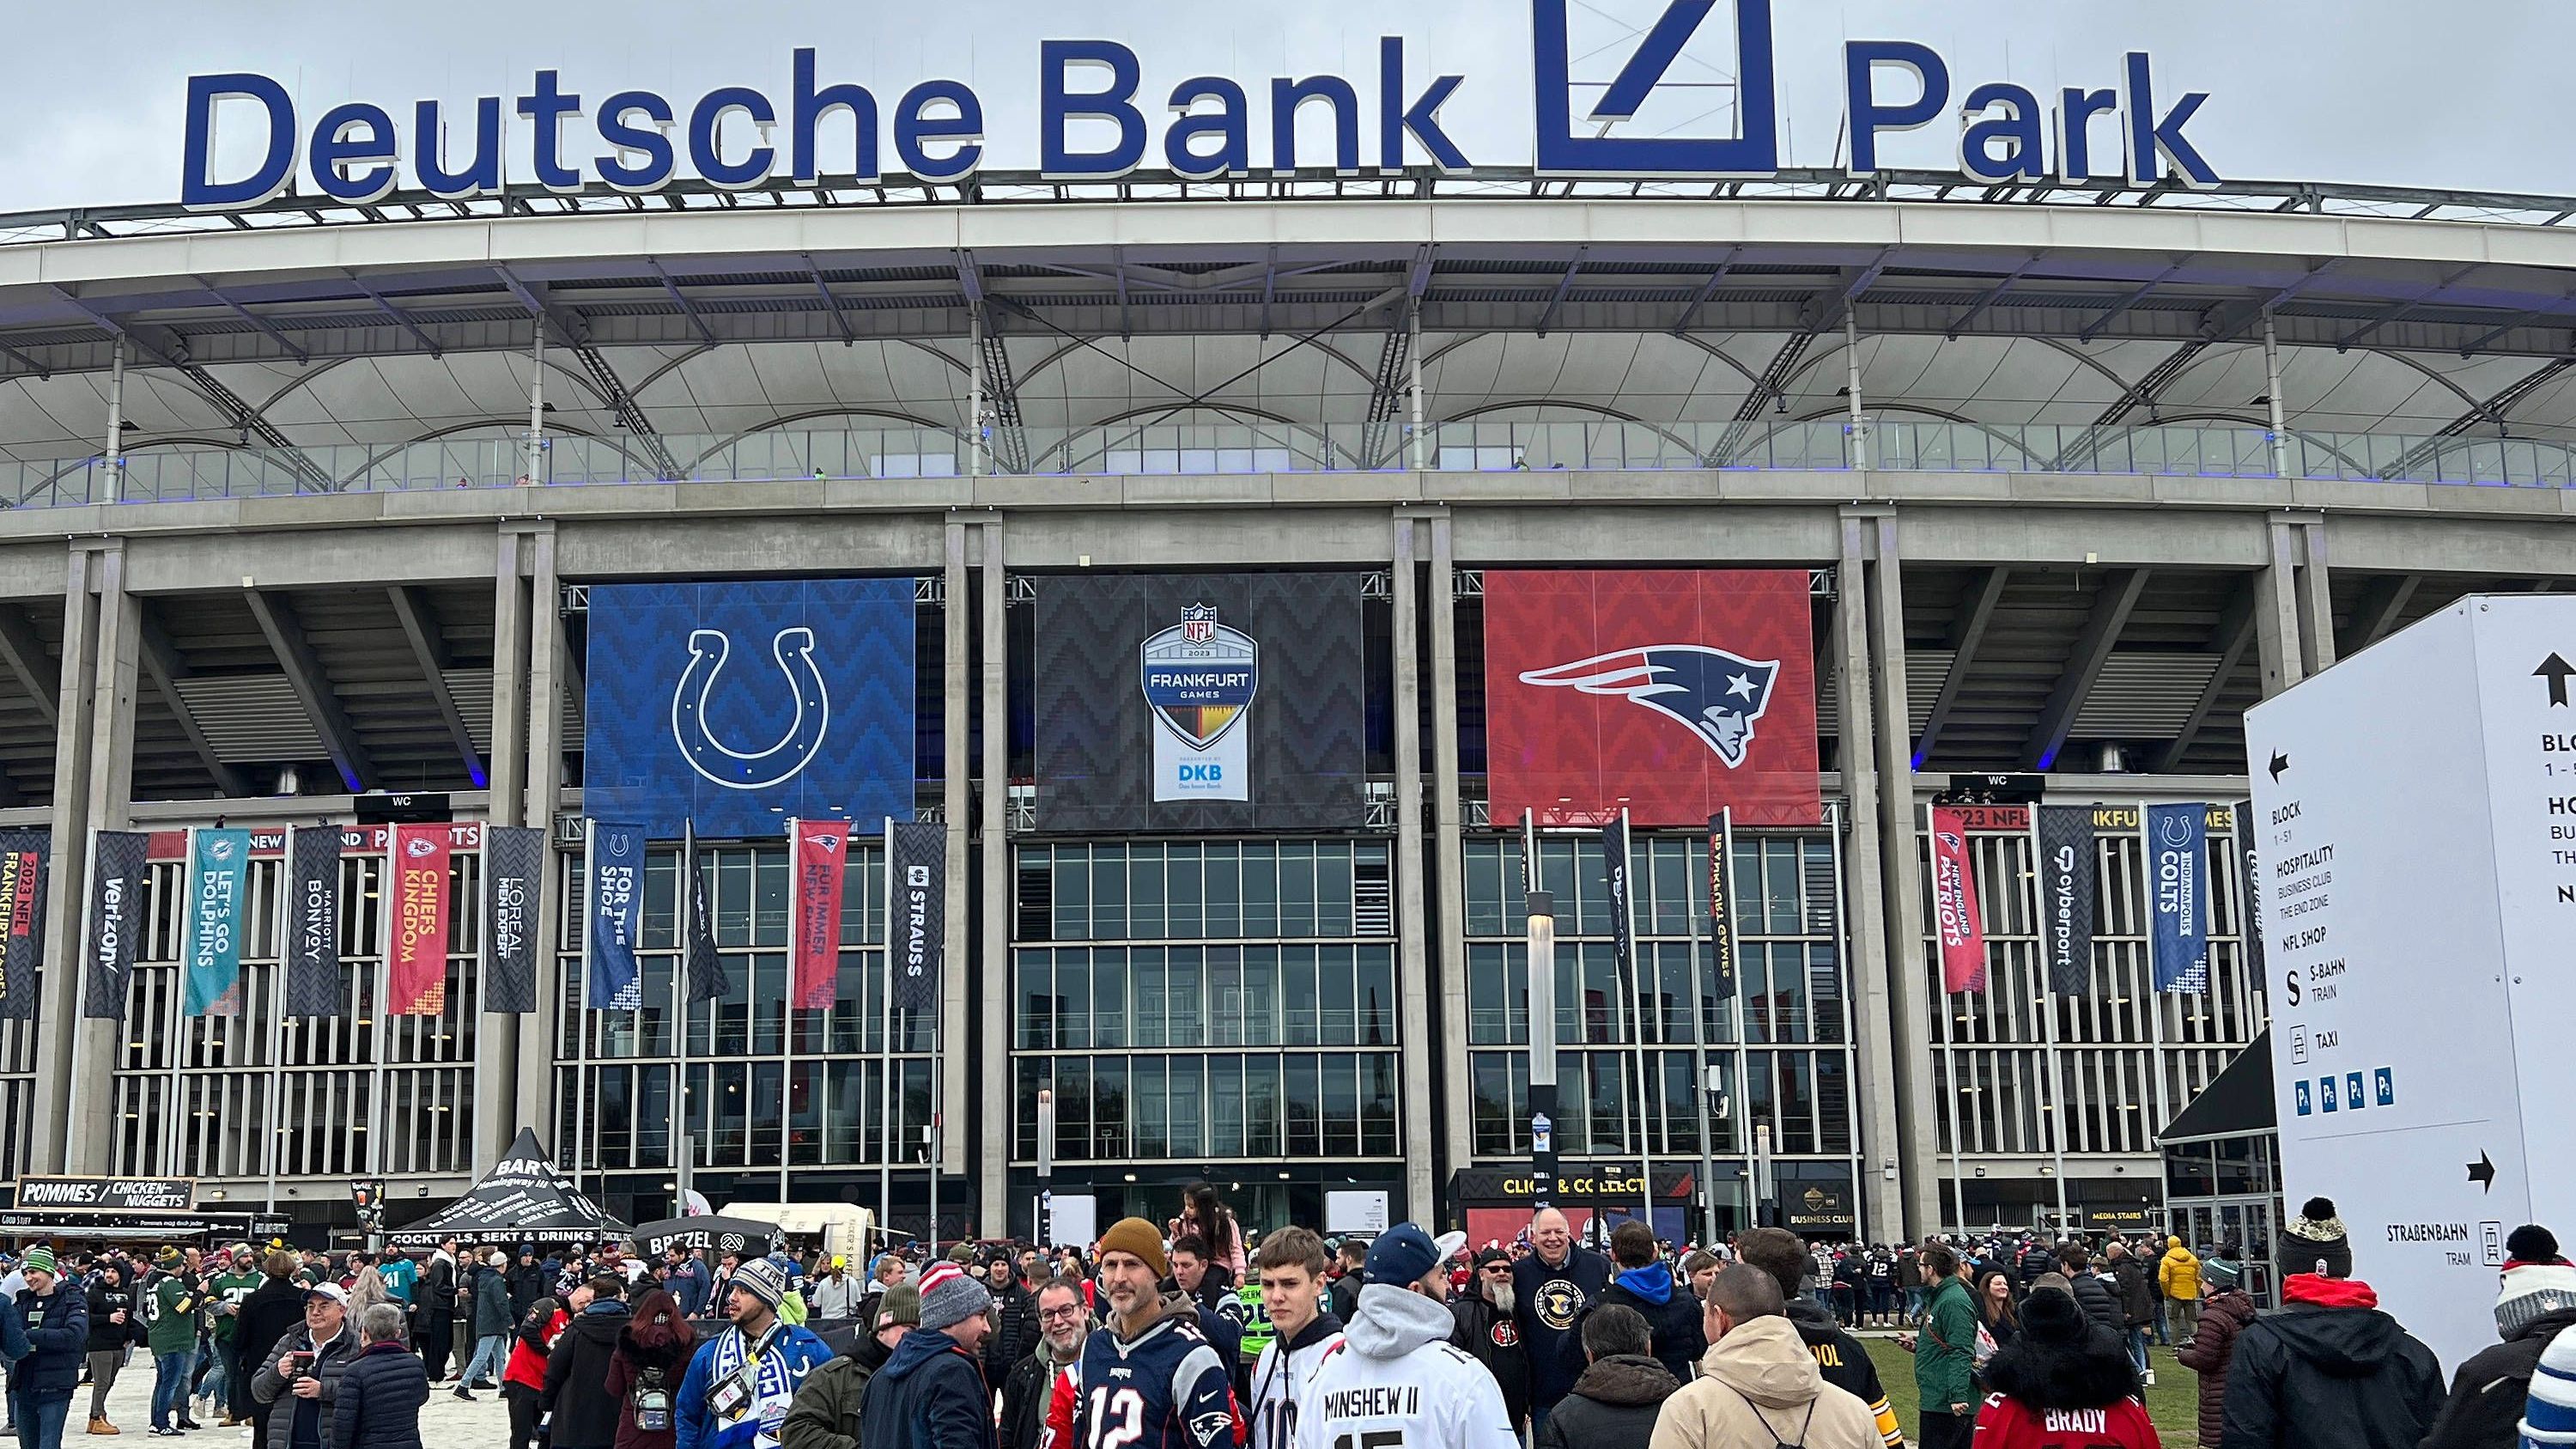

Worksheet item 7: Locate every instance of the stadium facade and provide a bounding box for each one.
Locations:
[1,21,2573,1250]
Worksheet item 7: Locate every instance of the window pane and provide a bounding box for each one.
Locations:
[1129,844,1166,940]
[1279,1055,1318,1157]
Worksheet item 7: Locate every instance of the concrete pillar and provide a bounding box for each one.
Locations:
[1831,516,1911,1245]
[2295,519,2336,677]
[977,518,1009,1227]
[476,527,535,1169]
[34,543,130,1173]
[1426,514,1470,1187]
[516,527,562,1145]
[2255,517,2308,699]
[2263,314,2293,480]
[1862,513,1941,1239]
[1390,513,1436,1221]
[943,521,971,1191]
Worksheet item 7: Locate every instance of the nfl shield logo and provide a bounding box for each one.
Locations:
[1181,603,1218,644]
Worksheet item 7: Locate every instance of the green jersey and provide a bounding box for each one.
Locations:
[1235,1282,1273,1365]
[210,1269,263,1342]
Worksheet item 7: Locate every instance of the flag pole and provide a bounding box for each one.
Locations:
[1617,808,1653,1230]
[676,820,693,1213]
[2141,811,2172,1178]
[169,826,195,1174]
[372,831,393,1181]
[2026,810,2069,1235]
[1933,802,1966,1235]
[572,819,594,1195]
[879,816,895,1228]
[64,825,99,1174]
[264,828,291,1215]
[780,818,799,1204]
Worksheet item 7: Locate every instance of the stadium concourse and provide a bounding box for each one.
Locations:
[0,157,2573,1267]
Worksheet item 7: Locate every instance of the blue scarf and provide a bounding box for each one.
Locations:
[1614,1265,1673,1305]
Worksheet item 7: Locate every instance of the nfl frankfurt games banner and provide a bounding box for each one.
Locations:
[1484,569,1820,828]
[585,821,647,1012]
[583,579,916,839]
[82,831,149,1020]
[282,825,342,1019]
[2034,807,2098,997]
[2146,802,2211,993]
[1031,573,1364,832]
[790,819,850,1010]
[1601,815,1637,988]
[1706,814,1737,994]
[0,831,46,1021]
[887,820,945,1015]
[387,824,453,1016]
[1929,807,1988,993]
[481,826,545,1015]
[180,827,252,1016]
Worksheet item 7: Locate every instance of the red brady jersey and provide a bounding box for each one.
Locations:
[1970,1394,2160,1449]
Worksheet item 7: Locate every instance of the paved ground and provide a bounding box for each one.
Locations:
[74,1350,515,1449]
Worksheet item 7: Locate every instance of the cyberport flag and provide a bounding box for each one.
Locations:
[1928,807,1988,993]
[0,830,48,1022]
[2034,806,2099,997]
[281,825,343,1019]
[481,825,547,1016]
[387,823,453,1016]
[790,819,850,1010]
[2147,802,2211,993]
[82,830,150,1020]
[180,826,252,1016]
[586,820,647,1012]
[886,820,945,1015]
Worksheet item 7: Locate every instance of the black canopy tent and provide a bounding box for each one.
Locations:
[2158,1030,2285,1307]
[387,1129,628,1249]
[630,1215,779,1262]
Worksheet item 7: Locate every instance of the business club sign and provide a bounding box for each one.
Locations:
[178,0,2220,209]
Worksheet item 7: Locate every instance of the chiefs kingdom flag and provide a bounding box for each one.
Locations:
[1485,570,1820,828]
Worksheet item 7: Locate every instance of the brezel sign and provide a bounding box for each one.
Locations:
[179,0,2219,208]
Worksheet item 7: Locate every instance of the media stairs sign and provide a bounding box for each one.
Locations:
[179,0,2220,210]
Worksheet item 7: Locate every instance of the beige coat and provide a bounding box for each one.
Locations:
[1646,1316,1882,1449]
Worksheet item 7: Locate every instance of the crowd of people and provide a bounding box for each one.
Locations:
[0,1187,2571,1449]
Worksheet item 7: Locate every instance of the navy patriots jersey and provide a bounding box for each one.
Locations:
[1078,1305,1239,1449]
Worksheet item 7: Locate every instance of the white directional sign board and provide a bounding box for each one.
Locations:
[2245,595,2576,1369]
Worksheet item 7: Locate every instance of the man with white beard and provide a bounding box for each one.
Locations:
[1449,1248,1531,1434]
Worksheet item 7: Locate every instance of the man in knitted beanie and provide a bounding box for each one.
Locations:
[672,1254,832,1449]
[2418,1231,2576,1449]
[856,1264,996,1449]
[1079,1220,1235,1449]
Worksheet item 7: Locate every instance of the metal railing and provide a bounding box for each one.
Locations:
[8,419,2573,509]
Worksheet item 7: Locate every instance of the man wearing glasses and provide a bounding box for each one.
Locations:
[1449,1249,1530,1435]
[1000,1281,1089,1449]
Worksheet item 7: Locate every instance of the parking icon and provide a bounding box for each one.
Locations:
[2346,1072,2366,1110]
[2320,1075,2338,1112]
[2374,1067,2394,1107]
[2293,1081,2312,1117]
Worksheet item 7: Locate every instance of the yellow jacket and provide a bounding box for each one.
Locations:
[2158,1238,2201,1300]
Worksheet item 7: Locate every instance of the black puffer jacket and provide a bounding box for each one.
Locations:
[1531,1354,1677,1449]
[541,1304,635,1449]
[2218,1278,2444,1449]
[2418,1304,2576,1449]
[2109,1256,2157,1329]
[1594,1271,1705,1390]
[331,1340,429,1449]
[1982,1288,2138,1412]
[2069,1272,2125,1340]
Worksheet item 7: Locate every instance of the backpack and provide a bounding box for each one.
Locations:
[630,1364,672,1434]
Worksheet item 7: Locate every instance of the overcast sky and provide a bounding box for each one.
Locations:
[0,0,2563,213]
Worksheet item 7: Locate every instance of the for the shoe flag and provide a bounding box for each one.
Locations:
[0,830,46,1021]
[1485,569,1820,828]
[586,820,647,1012]
[82,830,149,1020]
[1929,807,1988,993]
[2034,807,2098,996]
[2147,802,2210,992]
[481,826,546,1015]
[181,826,252,1015]
[887,820,944,1015]
[387,824,453,1016]
[790,819,849,1010]
[282,825,343,1019]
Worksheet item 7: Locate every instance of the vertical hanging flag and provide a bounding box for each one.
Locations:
[0,830,48,1021]
[481,826,545,1015]
[2236,803,2267,983]
[2034,807,2099,996]
[887,821,945,1014]
[790,819,849,1010]
[2147,802,2211,992]
[1600,813,1637,993]
[282,825,343,1018]
[181,827,252,1015]
[586,821,647,1012]
[682,830,729,1004]
[1706,813,1736,994]
[1928,807,1987,993]
[388,824,453,1016]
[82,831,149,1020]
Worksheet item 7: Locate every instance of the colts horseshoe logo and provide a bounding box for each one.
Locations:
[671,626,832,790]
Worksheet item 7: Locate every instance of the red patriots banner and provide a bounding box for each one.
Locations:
[790,819,850,1009]
[1484,569,1820,827]
[387,824,452,1015]
[1929,807,1988,993]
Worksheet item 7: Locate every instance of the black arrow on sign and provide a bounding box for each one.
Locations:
[2267,751,2290,782]
[2539,654,2576,708]
[2469,1152,2497,1192]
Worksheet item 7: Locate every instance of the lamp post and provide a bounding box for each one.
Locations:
[1526,890,1558,1208]
[1036,1087,1055,1245]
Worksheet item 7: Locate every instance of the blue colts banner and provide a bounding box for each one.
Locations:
[583,579,917,839]
[182,826,252,1016]
[586,821,647,1012]
[2146,802,2210,993]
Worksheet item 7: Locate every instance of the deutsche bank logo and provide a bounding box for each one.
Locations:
[1533,0,1778,175]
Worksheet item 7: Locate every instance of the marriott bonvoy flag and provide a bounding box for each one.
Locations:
[2147,802,2211,992]
[1929,807,1988,993]
[1484,569,1820,827]
[282,825,342,1019]
[181,827,252,1016]
[790,819,849,1010]
[387,824,453,1016]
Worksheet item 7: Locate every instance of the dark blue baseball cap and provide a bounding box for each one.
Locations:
[1364,1224,1467,1288]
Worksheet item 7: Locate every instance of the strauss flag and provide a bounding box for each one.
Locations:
[1485,570,1820,826]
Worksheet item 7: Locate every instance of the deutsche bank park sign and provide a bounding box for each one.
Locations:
[179,0,2221,210]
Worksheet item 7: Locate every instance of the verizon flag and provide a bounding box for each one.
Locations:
[387,824,453,1015]
[790,819,849,1010]
[1929,807,1988,992]
[82,831,149,1020]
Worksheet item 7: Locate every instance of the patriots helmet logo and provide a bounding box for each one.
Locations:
[1517,645,1781,765]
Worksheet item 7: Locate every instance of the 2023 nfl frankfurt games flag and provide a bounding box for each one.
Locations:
[1483,569,1820,827]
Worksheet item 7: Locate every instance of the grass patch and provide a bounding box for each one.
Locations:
[1862,1339,2206,1447]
